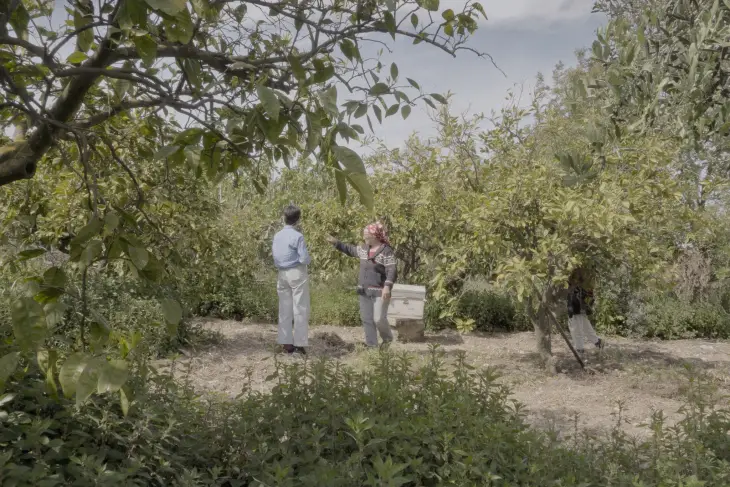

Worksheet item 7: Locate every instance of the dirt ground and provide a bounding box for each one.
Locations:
[161,319,730,439]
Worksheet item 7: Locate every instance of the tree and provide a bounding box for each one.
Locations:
[423,75,692,371]
[0,0,492,205]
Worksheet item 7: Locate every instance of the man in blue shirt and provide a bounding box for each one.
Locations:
[272,205,311,354]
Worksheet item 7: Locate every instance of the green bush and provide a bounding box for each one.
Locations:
[3,348,730,486]
[196,280,361,327]
[633,298,730,340]
[457,290,530,332]
[310,287,361,327]
[426,287,529,332]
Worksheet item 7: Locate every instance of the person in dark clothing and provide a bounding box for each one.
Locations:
[327,222,396,348]
[567,282,605,356]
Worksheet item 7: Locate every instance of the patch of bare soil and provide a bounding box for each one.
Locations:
[162,319,730,438]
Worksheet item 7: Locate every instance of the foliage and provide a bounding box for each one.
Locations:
[0,0,489,204]
[3,347,730,486]
[425,281,529,333]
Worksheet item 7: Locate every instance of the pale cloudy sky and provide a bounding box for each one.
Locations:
[356,0,606,149]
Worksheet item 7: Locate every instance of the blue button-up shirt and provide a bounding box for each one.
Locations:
[272,225,311,270]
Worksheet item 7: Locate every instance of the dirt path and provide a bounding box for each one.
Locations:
[164,319,730,438]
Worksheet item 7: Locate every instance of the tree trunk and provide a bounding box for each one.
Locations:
[527,295,557,374]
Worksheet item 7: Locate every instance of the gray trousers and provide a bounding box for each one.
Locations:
[358,294,393,347]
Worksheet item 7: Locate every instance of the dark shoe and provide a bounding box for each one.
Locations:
[379,341,392,351]
[282,344,295,354]
[595,338,605,350]
[293,346,306,355]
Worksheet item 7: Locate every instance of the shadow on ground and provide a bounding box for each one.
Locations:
[513,343,730,379]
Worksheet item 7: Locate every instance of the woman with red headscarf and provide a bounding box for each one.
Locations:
[327,222,397,348]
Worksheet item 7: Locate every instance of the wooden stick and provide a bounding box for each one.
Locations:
[526,281,585,369]
[546,307,585,369]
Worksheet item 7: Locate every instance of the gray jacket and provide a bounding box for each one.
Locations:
[333,241,397,290]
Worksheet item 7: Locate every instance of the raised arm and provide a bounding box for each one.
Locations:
[327,236,358,258]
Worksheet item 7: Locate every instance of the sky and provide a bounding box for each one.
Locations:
[357,0,607,149]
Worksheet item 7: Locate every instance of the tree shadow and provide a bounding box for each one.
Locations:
[416,332,465,346]
[513,342,730,379]
[184,327,358,361]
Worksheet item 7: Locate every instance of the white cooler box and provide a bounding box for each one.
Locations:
[387,283,427,320]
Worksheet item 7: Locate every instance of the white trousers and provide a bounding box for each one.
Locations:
[276,265,310,347]
[568,313,599,351]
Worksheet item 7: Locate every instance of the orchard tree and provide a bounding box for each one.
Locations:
[429,81,692,372]
[0,0,492,202]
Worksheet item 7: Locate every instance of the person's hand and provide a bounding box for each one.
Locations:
[382,288,391,300]
[326,235,337,244]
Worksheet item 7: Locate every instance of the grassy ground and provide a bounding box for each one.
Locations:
[160,319,730,439]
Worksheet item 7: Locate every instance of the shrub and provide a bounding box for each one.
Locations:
[425,287,529,332]
[634,298,730,340]
[3,348,730,486]
[310,287,361,327]
[195,279,361,327]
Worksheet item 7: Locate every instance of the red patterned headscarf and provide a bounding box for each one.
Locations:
[365,221,390,246]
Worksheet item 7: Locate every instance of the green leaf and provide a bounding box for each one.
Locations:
[373,105,382,123]
[127,246,149,270]
[72,217,102,245]
[411,13,418,29]
[386,104,399,117]
[18,248,46,261]
[44,302,67,327]
[334,170,348,205]
[390,62,399,80]
[154,145,180,160]
[74,9,93,52]
[306,111,322,153]
[0,352,20,391]
[417,0,439,11]
[257,85,280,121]
[161,298,183,325]
[133,35,157,67]
[340,39,359,61]
[354,103,368,119]
[288,54,306,81]
[120,385,132,416]
[66,51,88,64]
[332,146,366,174]
[144,0,186,16]
[369,83,390,96]
[81,240,103,266]
[37,267,66,302]
[407,78,420,90]
[431,93,448,104]
[332,146,374,209]
[9,4,29,39]
[444,22,454,36]
[164,8,194,43]
[347,173,375,210]
[12,298,47,351]
[76,357,103,406]
[97,360,129,394]
[104,212,120,236]
[43,267,66,290]
[442,9,455,21]
[401,105,411,119]
[319,85,338,117]
[59,353,90,399]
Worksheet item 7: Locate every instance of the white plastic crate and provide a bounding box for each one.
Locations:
[387,283,427,320]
